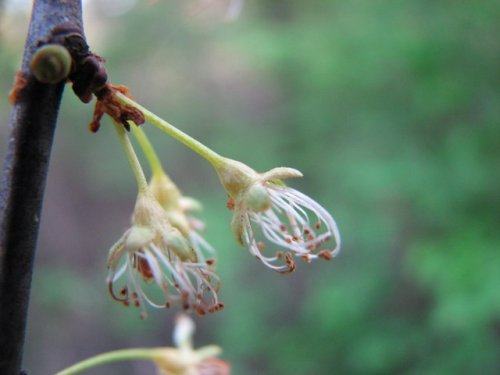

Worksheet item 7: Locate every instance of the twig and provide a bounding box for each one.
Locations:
[0,1,84,374]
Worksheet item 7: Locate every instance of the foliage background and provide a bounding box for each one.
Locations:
[1,0,499,374]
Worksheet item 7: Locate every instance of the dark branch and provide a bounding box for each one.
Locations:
[0,1,84,374]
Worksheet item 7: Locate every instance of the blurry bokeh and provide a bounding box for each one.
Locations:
[1,0,500,374]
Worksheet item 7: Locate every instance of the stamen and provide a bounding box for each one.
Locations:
[277,253,296,274]
[318,250,333,260]
[136,254,154,281]
[206,259,215,266]
[226,197,235,210]
[108,282,128,303]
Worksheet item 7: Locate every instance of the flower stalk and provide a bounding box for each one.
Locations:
[116,92,223,166]
[130,122,164,176]
[55,348,158,375]
[113,121,148,192]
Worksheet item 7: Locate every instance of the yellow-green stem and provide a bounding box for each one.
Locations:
[113,122,148,192]
[130,123,165,176]
[115,92,223,166]
[54,348,158,375]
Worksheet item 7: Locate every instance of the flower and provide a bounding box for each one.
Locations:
[152,314,231,375]
[129,124,215,263]
[149,169,215,263]
[54,314,230,375]
[215,158,341,273]
[107,191,223,317]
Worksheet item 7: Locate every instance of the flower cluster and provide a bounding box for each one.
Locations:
[103,88,341,317]
[107,191,223,317]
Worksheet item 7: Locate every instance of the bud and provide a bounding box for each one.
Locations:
[30,44,72,84]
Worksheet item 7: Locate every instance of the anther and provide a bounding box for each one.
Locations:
[206,259,215,266]
[318,250,333,260]
[196,307,207,316]
[285,253,296,273]
[226,197,235,210]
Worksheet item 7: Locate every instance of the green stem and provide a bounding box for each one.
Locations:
[113,122,148,192]
[55,348,159,375]
[115,92,223,167]
[130,123,165,176]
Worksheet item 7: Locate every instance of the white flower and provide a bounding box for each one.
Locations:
[149,170,215,263]
[216,159,341,273]
[107,191,223,317]
[152,314,231,375]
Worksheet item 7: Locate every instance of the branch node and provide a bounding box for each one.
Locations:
[46,22,109,103]
[90,84,145,133]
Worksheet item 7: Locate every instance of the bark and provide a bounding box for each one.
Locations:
[0,1,83,374]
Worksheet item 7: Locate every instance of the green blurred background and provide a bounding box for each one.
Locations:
[1,0,500,374]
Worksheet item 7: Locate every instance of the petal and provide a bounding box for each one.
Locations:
[230,211,246,247]
[107,234,127,272]
[180,196,203,212]
[260,167,303,182]
[124,226,155,253]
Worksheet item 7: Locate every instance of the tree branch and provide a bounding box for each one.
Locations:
[0,1,84,374]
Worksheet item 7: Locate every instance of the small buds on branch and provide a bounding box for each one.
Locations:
[12,21,109,107]
[22,21,143,134]
[44,22,109,103]
[27,23,143,133]
[30,44,72,84]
